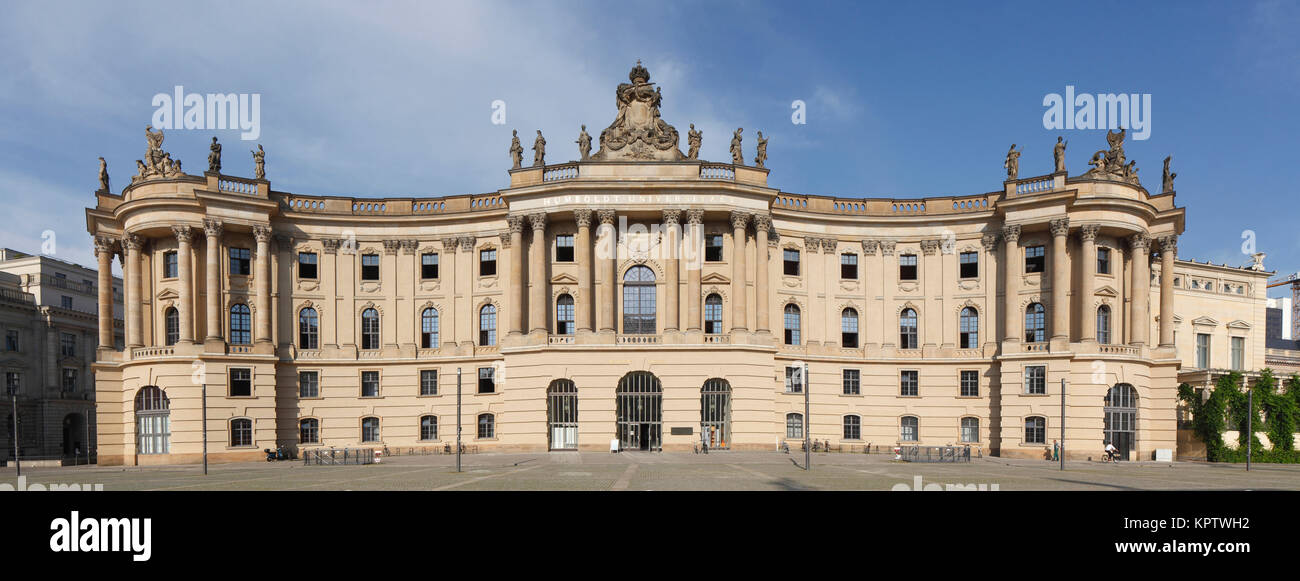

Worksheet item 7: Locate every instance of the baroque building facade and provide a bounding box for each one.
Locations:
[86,64,1270,465]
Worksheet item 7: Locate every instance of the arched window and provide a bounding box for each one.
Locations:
[1025,303,1046,343]
[477,413,495,439]
[786,413,804,439]
[134,386,170,455]
[900,416,919,442]
[548,379,578,450]
[899,308,918,349]
[299,307,319,349]
[360,308,380,350]
[1024,416,1046,444]
[164,307,179,346]
[420,415,438,441]
[843,415,861,440]
[361,417,380,442]
[1096,305,1112,344]
[960,417,979,443]
[299,418,319,444]
[841,308,859,348]
[784,304,801,345]
[701,379,731,449]
[229,304,251,345]
[959,307,978,349]
[622,266,656,334]
[479,304,497,345]
[704,294,723,334]
[556,295,575,335]
[421,308,439,348]
[230,418,253,447]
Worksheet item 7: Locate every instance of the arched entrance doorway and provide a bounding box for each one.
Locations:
[1104,383,1137,461]
[61,413,86,458]
[616,372,661,451]
[547,379,578,450]
[134,386,170,455]
[701,379,731,449]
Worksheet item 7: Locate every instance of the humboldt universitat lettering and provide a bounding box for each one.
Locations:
[85,63,1270,465]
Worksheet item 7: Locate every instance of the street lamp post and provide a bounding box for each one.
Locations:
[803,362,810,471]
[1059,378,1065,471]
[202,382,208,475]
[456,367,462,473]
[1246,385,1252,472]
[9,386,18,477]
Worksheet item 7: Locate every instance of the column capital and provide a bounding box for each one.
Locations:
[1049,217,1070,237]
[880,239,897,257]
[729,210,750,230]
[820,237,838,253]
[498,231,514,248]
[752,214,772,232]
[861,239,879,256]
[382,239,401,255]
[321,238,341,254]
[685,209,704,225]
[93,234,118,255]
[767,229,780,247]
[458,235,476,252]
[1157,234,1178,254]
[1128,231,1151,251]
[1001,223,1021,243]
[399,239,419,254]
[597,209,617,225]
[253,224,273,243]
[980,233,999,252]
[1079,223,1101,242]
[573,209,592,228]
[506,214,526,233]
[803,236,821,253]
[202,218,223,238]
[920,239,939,256]
[171,225,194,244]
[122,232,144,252]
[528,212,548,231]
[440,236,459,251]
[662,209,681,227]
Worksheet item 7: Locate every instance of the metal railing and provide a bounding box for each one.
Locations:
[898,445,972,463]
[302,447,376,465]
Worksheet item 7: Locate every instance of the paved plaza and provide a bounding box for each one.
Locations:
[3,451,1298,491]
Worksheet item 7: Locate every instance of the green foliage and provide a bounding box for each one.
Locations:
[1181,370,1300,462]
[1261,369,1298,452]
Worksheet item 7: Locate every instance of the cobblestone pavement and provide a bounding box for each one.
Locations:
[4,451,1298,491]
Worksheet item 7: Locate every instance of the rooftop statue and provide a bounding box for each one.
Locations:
[1053,136,1067,173]
[687,124,702,160]
[533,130,546,166]
[252,144,266,180]
[131,125,185,183]
[1161,155,1176,193]
[1003,144,1021,181]
[754,131,768,168]
[1082,128,1140,186]
[730,128,743,165]
[576,125,591,160]
[97,156,109,192]
[591,61,684,161]
[509,130,523,169]
[208,137,222,173]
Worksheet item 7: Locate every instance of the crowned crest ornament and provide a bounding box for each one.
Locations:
[591,61,684,161]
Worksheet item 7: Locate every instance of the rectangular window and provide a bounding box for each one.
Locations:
[555,235,574,262]
[478,367,495,394]
[842,369,860,395]
[705,235,724,262]
[5,330,18,351]
[961,418,979,443]
[5,371,19,394]
[959,251,978,278]
[298,252,318,279]
[230,248,251,275]
[899,254,918,280]
[900,370,918,396]
[298,371,319,398]
[61,296,73,310]
[1025,245,1045,273]
[61,368,77,391]
[960,370,979,397]
[786,414,803,439]
[480,249,497,276]
[229,368,252,397]
[1196,333,1210,368]
[1096,247,1111,275]
[361,371,380,397]
[361,254,380,281]
[1231,336,1244,370]
[163,251,178,278]
[783,249,800,276]
[840,253,858,279]
[421,369,439,396]
[421,253,439,279]
[60,333,76,356]
[1024,366,1046,395]
[784,366,804,393]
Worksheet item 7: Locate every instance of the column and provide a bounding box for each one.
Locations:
[753,215,772,333]
[597,210,617,333]
[506,216,525,335]
[93,236,116,350]
[1049,217,1070,341]
[123,233,144,348]
[980,233,999,346]
[862,240,880,346]
[685,209,704,331]
[254,225,273,344]
[203,219,224,342]
[440,237,458,346]
[528,212,548,334]
[880,240,897,346]
[172,226,195,344]
[1158,234,1177,347]
[1078,224,1100,342]
[920,239,940,347]
[456,236,474,347]
[1128,232,1151,346]
[573,210,593,334]
[662,210,680,331]
[1001,224,1021,343]
[730,211,749,332]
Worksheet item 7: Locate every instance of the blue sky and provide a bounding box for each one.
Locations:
[1,0,1296,297]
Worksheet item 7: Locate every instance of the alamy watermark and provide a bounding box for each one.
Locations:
[151,85,261,140]
[1042,85,1151,140]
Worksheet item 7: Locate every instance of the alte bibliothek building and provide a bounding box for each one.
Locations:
[86,63,1270,465]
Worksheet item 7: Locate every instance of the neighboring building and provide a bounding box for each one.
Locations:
[1265,296,1300,376]
[87,63,1270,465]
[0,248,123,463]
